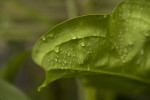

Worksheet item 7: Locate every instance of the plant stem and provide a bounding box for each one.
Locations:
[76,78,97,100]
[66,0,78,18]
[85,87,97,100]
[100,90,116,100]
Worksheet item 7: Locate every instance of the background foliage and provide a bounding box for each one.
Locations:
[0,0,150,100]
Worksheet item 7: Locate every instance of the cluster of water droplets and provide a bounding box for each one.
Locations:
[114,29,133,63]
[51,45,84,69]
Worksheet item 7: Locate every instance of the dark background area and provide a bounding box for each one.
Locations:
[1,0,150,100]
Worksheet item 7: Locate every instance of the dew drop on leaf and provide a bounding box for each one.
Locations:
[55,58,58,62]
[124,49,128,53]
[73,54,75,57]
[72,35,76,39]
[80,42,85,47]
[140,50,144,55]
[68,53,70,56]
[54,46,59,53]
[128,41,133,45]
[64,60,67,64]
[42,36,46,41]
[49,34,54,37]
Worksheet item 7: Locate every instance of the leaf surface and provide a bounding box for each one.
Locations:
[32,0,150,94]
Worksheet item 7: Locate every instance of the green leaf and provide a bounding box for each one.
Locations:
[0,79,31,100]
[1,50,30,82]
[32,0,150,94]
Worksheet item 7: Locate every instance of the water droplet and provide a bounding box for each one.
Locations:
[55,65,58,68]
[128,41,133,45]
[42,36,46,41]
[104,15,106,18]
[87,67,90,71]
[73,54,75,57]
[49,34,54,37]
[72,35,76,39]
[80,42,85,46]
[68,53,70,56]
[87,50,92,54]
[55,58,58,62]
[79,61,83,64]
[64,60,67,64]
[54,46,59,53]
[122,60,126,63]
[124,49,128,53]
[121,53,125,58]
[140,50,144,55]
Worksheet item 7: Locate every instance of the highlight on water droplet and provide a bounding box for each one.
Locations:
[87,67,90,71]
[54,46,59,53]
[124,48,128,53]
[128,41,133,45]
[42,36,46,41]
[49,34,54,37]
[73,54,75,57]
[64,60,67,64]
[80,42,85,47]
[72,34,76,39]
[140,7,143,10]
[55,58,58,62]
[68,53,70,56]
[140,50,144,55]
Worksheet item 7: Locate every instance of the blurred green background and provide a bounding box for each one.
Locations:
[0,0,150,100]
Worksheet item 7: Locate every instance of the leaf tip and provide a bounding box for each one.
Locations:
[37,82,47,91]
